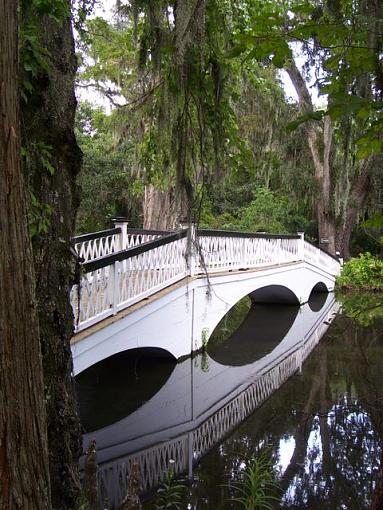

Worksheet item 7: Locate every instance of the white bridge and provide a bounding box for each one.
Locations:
[71,220,341,375]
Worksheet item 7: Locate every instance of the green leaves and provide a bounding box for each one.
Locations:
[286,110,325,131]
[228,449,281,510]
[336,253,383,291]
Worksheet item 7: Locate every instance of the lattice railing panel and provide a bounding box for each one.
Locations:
[126,232,163,248]
[196,236,300,273]
[117,237,187,311]
[74,236,188,331]
[75,233,119,263]
[72,267,113,328]
[304,241,340,276]
[98,436,189,508]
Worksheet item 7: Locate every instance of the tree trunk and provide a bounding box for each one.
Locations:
[143,184,181,229]
[0,1,51,508]
[20,4,82,508]
[336,158,373,259]
[286,61,337,254]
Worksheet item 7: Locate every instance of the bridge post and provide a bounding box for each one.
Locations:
[189,223,196,276]
[181,221,196,276]
[113,217,129,250]
[297,230,305,261]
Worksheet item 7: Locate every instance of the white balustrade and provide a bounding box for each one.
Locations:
[74,226,168,263]
[304,241,341,276]
[74,229,120,262]
[72,228,341,333]
[72,234,188,331]
[126,231,164,248]
[196,234,300,273]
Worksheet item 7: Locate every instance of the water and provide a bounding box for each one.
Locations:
[76,293,383,509]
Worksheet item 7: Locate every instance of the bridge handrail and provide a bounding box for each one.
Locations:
[71,230,189,331]
[128,228,173,236]
[197,229,300,240]
[81,230,188,273]
[73,227,121,244]
[73,226,171,263]
[304,239,340,262]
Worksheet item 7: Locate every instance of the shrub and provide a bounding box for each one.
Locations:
[336,253,383,290]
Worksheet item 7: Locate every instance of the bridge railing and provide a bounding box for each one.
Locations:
[196,230,301,272]
[73,228,121,262]
[71,227,340,333]
[71,230,188,331]
[73,223,169,263]
[303,240,341,276]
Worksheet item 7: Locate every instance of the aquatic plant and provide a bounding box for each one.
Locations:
[155,460,186,510]
[229,450,281,510]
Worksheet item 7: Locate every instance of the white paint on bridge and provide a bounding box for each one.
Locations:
[71,224,341,374]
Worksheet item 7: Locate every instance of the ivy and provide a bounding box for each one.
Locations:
[19,0,71,101]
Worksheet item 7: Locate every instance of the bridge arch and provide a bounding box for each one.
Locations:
[72,262,338,374]
[250,284,301,305]
[76,347,177,431]
[200,283,300,353]
[207,300,300,366]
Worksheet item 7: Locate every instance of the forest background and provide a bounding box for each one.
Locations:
[0,0,382,509]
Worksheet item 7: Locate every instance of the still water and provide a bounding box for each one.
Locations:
[76,293,383,509]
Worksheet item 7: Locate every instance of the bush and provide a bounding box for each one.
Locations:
[336,253,383,291]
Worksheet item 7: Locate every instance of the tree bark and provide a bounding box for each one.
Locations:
[20,4,82,508]
[336,158,373,259]
[143,184,182,229]
[286,60,336,254]
[0,1,51,508]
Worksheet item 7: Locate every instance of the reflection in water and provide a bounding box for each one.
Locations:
[76,349,176,432]
[189,312,383,510]
[77,293,339,509]
[207,302,299,366]
[308,290,328,312]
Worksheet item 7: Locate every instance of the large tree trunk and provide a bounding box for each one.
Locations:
[286,61,337,255]
[143,184,183,229]
[21,4,82,508]
[0,1,51,508]
[336,159,372,259]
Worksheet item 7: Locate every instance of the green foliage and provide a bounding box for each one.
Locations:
[75,101,140,233]
[240,187,290,233]
[19,0,70,101]
[154,463,186,510]
[229,449,281,510]
[209,296,251,347]
[337,292,383,327]
[336,253,383,291]
[28,191,53,238]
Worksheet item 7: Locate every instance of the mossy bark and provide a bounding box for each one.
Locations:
[21,4,83,509]
[0,1,51,508]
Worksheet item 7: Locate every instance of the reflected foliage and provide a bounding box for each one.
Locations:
[209,297,251,347]
[191,311,383,509]
[337,292,383,327]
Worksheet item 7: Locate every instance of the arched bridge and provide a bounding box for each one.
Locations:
[71,220,341,374]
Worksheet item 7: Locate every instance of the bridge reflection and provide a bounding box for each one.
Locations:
[77,293,339,509]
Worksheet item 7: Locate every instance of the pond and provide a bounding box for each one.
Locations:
[76,292,383,509]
